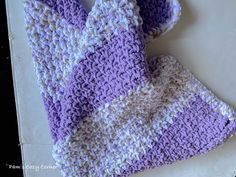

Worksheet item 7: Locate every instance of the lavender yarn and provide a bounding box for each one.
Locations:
[24,0,236,176]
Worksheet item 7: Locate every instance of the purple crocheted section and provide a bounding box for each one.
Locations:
[36,0,87,31]
[118,95,236,176]
[137,0,172,34]
[43,26,149,142]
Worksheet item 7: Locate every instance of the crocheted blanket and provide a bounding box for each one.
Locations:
[24,0,236,176]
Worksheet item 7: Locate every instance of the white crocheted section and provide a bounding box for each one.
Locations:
[52,56,197,177]
[24,0,142,102]
[25,1,75,100]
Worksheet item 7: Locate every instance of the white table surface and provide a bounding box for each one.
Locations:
[6,0,236,176]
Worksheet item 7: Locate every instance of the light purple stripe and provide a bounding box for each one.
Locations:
[43,26,149,142]
[118,95,236,177]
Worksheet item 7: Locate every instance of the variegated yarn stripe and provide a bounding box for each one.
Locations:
[23,0,236,176]
[25,0,143,102]
[52,56,236,176]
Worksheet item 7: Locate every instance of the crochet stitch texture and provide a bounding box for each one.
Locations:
[24,0,236,176]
